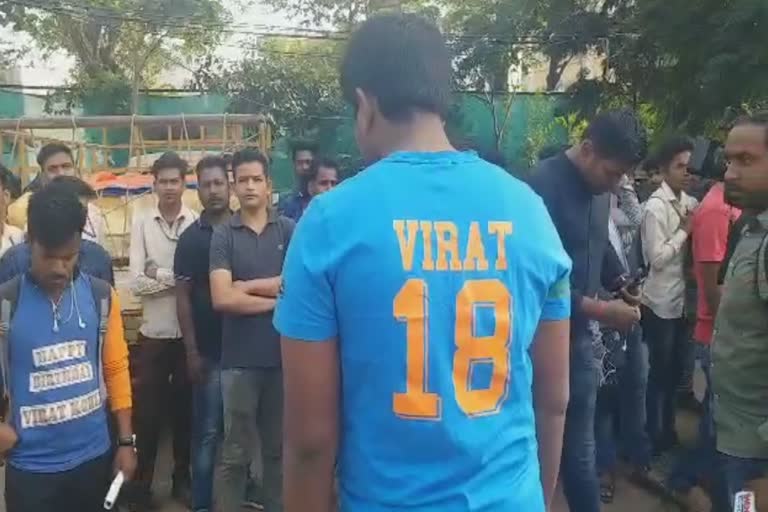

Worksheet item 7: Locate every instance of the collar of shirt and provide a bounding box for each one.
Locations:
[557,152,593,198]
[754,209,768,231]
[199,209,233,230]
[658,180,680,204]
[151,204,195,240]
[230,209,278,230]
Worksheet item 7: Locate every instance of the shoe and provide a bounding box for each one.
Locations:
[243,478,264,510]
[242,499,265,510]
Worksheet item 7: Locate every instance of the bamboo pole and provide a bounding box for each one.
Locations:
[0,114,267,130]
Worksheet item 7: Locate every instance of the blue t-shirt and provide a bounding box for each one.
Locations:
[274,151,572,511]
[8,274,110,472]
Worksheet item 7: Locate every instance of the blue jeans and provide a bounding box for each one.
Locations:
[620,325,651,467]
[668,344,717,493]
[562,333,601,512]
[191,361,223,512]
[718,453,768,512]
[596,325,651,473]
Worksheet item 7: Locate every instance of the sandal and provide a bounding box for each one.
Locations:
[600,473,616,504]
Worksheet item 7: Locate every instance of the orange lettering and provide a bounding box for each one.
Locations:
[420,221,435,271]
[393,220,419,272]
[463,221,489,271]
[434,221,462,271]
[488,221,513,270]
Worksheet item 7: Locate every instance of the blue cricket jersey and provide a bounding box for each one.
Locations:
[8,274,110,472]
[274,151,572,511]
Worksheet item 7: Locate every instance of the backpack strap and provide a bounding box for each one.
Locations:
[757,231,768,303]
[0,275,22,422]
[87,276,112,403]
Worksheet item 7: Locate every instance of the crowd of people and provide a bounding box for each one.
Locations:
[0,11,764,512]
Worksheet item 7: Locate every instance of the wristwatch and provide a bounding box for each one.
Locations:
[117,434,136,449]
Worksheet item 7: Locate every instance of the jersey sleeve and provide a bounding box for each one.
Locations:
[536,197,572,322]
[273,201,338,342]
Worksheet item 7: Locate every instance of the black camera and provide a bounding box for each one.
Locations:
[690,136,726,181]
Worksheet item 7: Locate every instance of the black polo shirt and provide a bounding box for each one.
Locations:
[209,210,295,369]
[175,211,225,362]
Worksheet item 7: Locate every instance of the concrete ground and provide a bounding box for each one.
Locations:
[0,371,706,512]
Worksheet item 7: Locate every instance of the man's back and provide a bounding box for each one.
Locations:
[277,151,571,510]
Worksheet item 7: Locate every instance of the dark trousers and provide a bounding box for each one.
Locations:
[5,451,112,512]
[596,325,651,473]
[561,333,601,512]
[220,368,283,512]
[669,344,718,493]
[641,306,687,446]
[130,336,192,493]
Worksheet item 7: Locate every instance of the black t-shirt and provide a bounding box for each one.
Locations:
[175,213,223,362]
[209,211,295,369]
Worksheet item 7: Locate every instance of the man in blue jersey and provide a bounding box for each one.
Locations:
[274,13,572,512]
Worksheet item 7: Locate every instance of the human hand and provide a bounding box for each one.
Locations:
[145,260,159,279]
[600,299,641,332]
[270,276,282,297]
[680,212,694,234]
[619,285,642,306]
[0,422,17,455]
[233,280,247,292]
[186,350,207,385]
[113,445,137,481]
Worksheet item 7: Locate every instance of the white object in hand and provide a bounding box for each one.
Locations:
[734,490,756,512]
[103,470,125,510]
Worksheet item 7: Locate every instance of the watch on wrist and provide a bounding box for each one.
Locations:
[117,434,136,448]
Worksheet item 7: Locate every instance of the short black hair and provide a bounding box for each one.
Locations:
[307,157,340,181]
[49,175,97,199]
[0,164,20,199]
[652,135,695,171]
[231,148,270,179]
[538,144,569,162]
[474,148,507,169]
[28,177,87,248]
[150,151,188,178]
[340,13,452,122]
[291,141,317,161]
[195,155,228,178]
[584,109,648,166]
[734,112,768,148]
[37,143,73,169]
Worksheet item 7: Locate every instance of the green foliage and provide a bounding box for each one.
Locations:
[568,0,768,136]
[5,0,228,113]
[260,0,438,30]
[198,38,347,148]
[445,0,614,92]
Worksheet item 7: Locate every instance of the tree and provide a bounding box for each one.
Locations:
[445,0,614,93]
[3,0,228,113]
[568,0,768,135]
[261,0,437,30]
[196,37,346,145]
